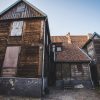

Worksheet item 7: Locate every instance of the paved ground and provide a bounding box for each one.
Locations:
[0,88,100,100]
[0,96,41,100]
[42,88,100,100]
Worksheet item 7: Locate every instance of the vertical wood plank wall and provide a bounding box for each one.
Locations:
[0,19,44,78]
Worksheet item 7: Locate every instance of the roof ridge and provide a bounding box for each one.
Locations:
[0,0,47,17]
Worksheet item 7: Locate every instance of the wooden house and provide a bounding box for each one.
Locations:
[0,0,51,97]
[51,33,93,88]
[82,32,100,86]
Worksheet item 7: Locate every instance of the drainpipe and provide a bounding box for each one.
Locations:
[88,61,94,89]
[41,17,47,95]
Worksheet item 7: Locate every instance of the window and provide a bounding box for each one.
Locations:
[57,47,62,52]
[10,21,23,36]
[16,5,25,13]
[2,46,21,77]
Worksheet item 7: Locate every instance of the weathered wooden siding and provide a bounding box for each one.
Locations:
[87,41,95,59]
[0,1,43,20]
[93,39,100,80]
[56,63,90,81]
[17,46,39,78]
[23,20,42,45]
[0,19,44,77]
[0,21,11,76]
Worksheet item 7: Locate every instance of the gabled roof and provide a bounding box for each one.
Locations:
[0,0,47,20]
[82,32,100,48]
[55,43,91,62]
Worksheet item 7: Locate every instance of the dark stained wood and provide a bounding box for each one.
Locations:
[0,1,44,20]
[0,0,51,81]
[93,39,100,63]
[17,46,39,78]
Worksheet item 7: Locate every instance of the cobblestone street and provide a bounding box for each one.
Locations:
[43,88,100,100]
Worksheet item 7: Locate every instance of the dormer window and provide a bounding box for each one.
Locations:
[56,47,62,52]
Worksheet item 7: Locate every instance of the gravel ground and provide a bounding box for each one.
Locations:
[0,96,41,100]
[42,88,100,100]
[0,88,100,100]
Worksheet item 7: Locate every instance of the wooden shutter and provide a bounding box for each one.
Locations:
[10,21,23,36]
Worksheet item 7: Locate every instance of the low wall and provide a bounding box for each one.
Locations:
[0,77,42,97]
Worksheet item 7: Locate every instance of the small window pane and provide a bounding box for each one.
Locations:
[57,47,61,51]
[10,21,23,36]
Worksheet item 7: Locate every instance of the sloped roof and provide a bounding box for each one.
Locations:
[51,36,68,43]
[82,32,100,48]
[0,0,47,20]
[70,35,88,47]
[51,35,88,47]
[55,43,91,62]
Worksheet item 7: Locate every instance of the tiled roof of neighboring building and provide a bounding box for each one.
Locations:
[51,36,68,43]
[82,32,100,48]
[55,43,91,62]
[70,35,88,47]
[51,35,88,47]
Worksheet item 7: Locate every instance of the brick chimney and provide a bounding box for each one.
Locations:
[67,32,72,44]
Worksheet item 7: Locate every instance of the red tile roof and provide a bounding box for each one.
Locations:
[70,36,88,47]
[51,36,68,43]
[55,43,91,62]
[51,35,88,47]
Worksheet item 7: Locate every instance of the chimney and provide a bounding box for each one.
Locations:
[67,32,72,44]
[87,33,92,39]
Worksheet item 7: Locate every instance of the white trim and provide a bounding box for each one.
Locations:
[78,47,92,60]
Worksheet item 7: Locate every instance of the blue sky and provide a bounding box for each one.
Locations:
[0,0,100,36]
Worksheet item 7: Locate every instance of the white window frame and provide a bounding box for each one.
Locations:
[10,21,23,36]
[57,47,62,52]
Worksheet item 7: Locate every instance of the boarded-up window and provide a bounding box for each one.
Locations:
[2,46,21,76]
[10,21,23,36]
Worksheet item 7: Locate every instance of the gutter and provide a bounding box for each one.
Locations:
[41,17,47,95]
